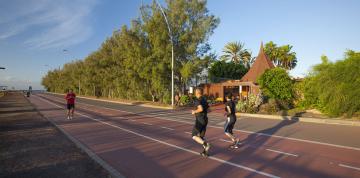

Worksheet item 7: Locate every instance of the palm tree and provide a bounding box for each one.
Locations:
[264,41,297,70]
[264,41,279,65]
[278,45,297,70]
[221,42,251,67]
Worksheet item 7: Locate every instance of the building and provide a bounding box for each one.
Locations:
[201,42,274,101]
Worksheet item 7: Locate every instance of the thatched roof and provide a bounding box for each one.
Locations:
[241,42,275,83]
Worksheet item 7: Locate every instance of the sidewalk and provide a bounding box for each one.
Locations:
[48,92,173,110]
[236,112,360,127]
[0,92,109,178]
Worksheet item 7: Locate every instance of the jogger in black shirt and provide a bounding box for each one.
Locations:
[224,93,240,148]
[191,88,211,157]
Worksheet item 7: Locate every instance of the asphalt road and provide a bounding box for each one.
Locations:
[28,93,360,178]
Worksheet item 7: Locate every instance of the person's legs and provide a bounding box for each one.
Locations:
[192,121,205,144]
[70,108,74,118]
[224,116,238,146]
[70,104,75,118]
[192,135,205,145]
[192,118,210,155]
[66,104,71,119]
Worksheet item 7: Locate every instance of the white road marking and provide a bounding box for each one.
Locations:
[130,120,137,122]
[185,131,192,135]
[161,126,174,131]
[35,95,280,178]
[39,94,360,152]
[219,139,233,143]
[265,149,299,157]
[142,122,153,126]
[339,164,360,171]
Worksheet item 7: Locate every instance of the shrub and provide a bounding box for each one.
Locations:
[179,95,190,106]
[236,94,258,113]
[258,67,295,101]
[162,91,171,104]
[302,51,360,117]
[259,99,280,114]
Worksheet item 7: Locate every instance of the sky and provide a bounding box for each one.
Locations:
[0,0,359,90]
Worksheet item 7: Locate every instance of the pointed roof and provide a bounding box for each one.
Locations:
[240,42,274,83]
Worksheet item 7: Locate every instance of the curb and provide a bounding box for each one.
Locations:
[236,113,360,127]
[26,94,126,178]
[47,92,172,110]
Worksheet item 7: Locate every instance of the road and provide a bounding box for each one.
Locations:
[28,92,360,178]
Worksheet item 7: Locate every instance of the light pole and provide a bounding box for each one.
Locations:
[155,0,174,108]
[0,67,5,91]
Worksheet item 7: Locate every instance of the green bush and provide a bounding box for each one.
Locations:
[259,99,280,114]
[162,91,171,105]
[258,67,295,101]
[302,51,360,117]
[236,94,258,113]
[179,95,190,106]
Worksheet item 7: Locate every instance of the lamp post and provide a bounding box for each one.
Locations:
[0,67,5,91]
[155,0,174,108]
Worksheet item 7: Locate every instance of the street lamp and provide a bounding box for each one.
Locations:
[155,0,175,108]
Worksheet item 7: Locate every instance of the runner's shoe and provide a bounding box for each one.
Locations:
[67,116,70,120]
[204,142,211,153]
[200,150,209,157]
[229,139,239,149]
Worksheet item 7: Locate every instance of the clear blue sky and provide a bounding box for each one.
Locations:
[0,0,359,90]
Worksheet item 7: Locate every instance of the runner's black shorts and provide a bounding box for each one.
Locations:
[192,114,208,137]
[67,104,75,110]
[224,115,236,134]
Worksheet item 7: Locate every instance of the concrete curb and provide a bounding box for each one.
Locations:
[47,92,172,110]
[236,113,360,127]
[26,95,126,178]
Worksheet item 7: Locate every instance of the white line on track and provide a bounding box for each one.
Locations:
[130,120,137,122]
[142,122,153,126]
[39,94,360,152]
[265,149,298,157]
[339,163,360,171]
[35,95,280,178]
[219,139,234,143]
[161,126,174,131]
[184,131,192,135]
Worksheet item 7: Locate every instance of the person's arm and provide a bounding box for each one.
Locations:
[192,105,203,115]
[226,106,232,115]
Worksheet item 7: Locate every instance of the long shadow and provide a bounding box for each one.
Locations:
[202,118,307,177]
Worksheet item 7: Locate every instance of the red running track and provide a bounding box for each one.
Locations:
[29,94,360,178]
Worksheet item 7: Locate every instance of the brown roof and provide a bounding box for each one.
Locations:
[241,42,274,83]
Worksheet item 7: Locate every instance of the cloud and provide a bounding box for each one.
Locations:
[0,0,98,49]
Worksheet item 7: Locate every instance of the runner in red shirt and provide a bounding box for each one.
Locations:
[65,89,76,120]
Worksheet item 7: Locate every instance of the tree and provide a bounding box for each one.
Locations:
[264,41,297,70]
[208,60,248,83]
[220,42,251,67]
[42,0,219,104]
[257,67,295,101]
[302,50,360,117]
